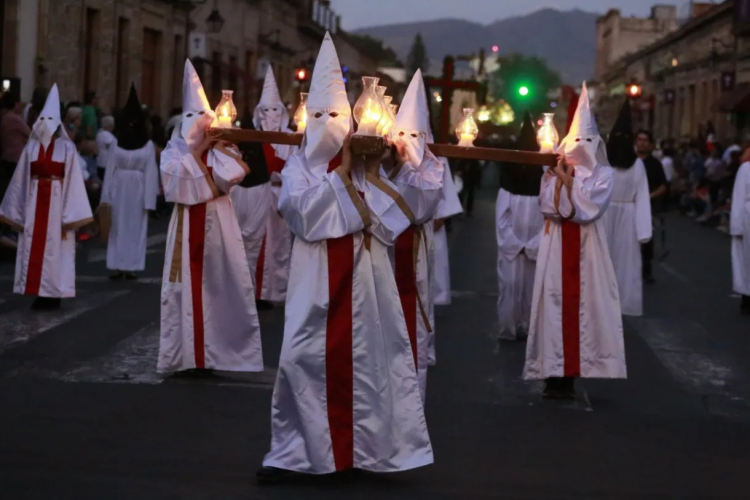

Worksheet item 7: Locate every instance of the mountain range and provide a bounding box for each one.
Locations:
[354,8,599,84]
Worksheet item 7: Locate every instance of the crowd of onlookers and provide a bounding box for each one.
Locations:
[653,133,745,233]
[0,87,179,251]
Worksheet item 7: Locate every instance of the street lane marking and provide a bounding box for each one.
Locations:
[0,291,128,355]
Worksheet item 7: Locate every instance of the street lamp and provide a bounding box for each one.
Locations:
[205,1,225,34]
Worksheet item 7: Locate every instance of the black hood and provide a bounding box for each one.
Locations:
[499,111,544,197]
[117,84,150,151]
[606,99,637,169]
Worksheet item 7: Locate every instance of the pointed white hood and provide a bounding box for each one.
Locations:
[393,69,430,165]
[176,59,215,149]
[558,82,608,177]
[253,67,289,131]
[304,31,351,167]
[32,84,65,149]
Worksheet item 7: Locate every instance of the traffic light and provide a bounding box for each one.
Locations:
[295,68,308,82]
[518,85,530,97]
[628,83,642,98]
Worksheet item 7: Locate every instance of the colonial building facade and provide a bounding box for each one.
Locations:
[597,1,750,144]
[0,0,379,120]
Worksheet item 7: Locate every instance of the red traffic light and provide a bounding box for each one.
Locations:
[628,84,642,98]
[295,68,308,82]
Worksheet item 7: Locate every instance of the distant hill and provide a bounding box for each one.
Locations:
[355,8,598,84]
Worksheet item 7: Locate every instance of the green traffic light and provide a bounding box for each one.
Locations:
[519,86,529,97]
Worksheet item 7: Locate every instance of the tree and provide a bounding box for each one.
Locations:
[346,33,403,68]
[490,53,561,122]
[406,34,429,80]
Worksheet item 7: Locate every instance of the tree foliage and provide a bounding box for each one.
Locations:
[490,53,561,121]
[406,34,429,80]
[346,33,403,68]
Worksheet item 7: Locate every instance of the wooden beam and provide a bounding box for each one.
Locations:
[208,128,558,166]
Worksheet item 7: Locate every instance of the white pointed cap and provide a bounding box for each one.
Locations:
[38,84,61,124]
[566,81,598,137]
[182,59,211,112]
[307,32,349,110]
[258,67,282,106]
[395,69,429,133]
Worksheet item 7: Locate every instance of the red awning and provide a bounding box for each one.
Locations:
[711,84,750,113]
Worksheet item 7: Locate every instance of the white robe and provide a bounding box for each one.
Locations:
[101,142,160,271]
[601,160,652,316]
[0,137,92,298]
[231,131,294,302]
[387,154,444,401]
[731,162,750,296]
[158,139,263,373]
[263,152,433,474]
[428,159,463,366]
[496,190,545,341]
[257,141,296,302]
[524,166,626,379]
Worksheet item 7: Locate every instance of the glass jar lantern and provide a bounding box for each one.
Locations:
[537,113,559,153]
[215,90,237,128]
[294,92,308,134]
[353,76,385,136]
[380,96,395,136]
[455,108,479,147]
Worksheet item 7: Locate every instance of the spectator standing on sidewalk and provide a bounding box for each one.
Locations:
[635,130,668,284]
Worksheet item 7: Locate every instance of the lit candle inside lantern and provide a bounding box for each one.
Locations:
[294,92,308,134]
[537,113,559,153]
[214,90,237,129]
[455,108,479,147]
[353,76,385,136]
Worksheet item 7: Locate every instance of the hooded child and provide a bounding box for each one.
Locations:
[100,84,160,280]
[0,84,93,310]
[259,32,432,482]
[523,83,626,399]
[601,99,652,316]
[496,112,545,341]
[157,60,263,374]
[231,67,296,309]
[384,69,444,399]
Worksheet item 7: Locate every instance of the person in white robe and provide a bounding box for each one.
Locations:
[601,100,652,316]
[157,60,263,374]
[0,84,93,310]
[385,69,444,401]
[100,84,160,280]
[523,83,626,399]
[730,155,750,315]
[231,68,295,310]
[496,112,545,341]
[259,32,432,482]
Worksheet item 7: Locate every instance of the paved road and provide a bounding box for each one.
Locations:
[0,188,748,499]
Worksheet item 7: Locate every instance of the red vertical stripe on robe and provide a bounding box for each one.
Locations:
[324,150,353,471]
[188,152,210,369]
[394,226,418,370]
[262,143,286,174]
[25,142,65,296]
[560,219,581,377]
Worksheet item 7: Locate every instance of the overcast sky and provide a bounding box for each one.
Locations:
[329,0,690,30]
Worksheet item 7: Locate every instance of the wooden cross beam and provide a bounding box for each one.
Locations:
[424,56,481,144]
[209,128,558,167]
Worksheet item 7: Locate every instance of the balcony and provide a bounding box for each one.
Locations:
[298,0,340,39]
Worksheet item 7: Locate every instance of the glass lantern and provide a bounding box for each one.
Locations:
[353,76,385,136]
[215,90,237,128]
[455,108,479,147]
[537,113,559,153]
[294,92,308,134]
[380,96,395,136]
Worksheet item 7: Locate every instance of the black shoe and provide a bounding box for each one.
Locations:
[256,300,274,311]
[256,466,293,484]
[30,297,61,311]
[741,296,750,316]
[109,272,124,281]
[123,272,138,280]
[543,377,576,400]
